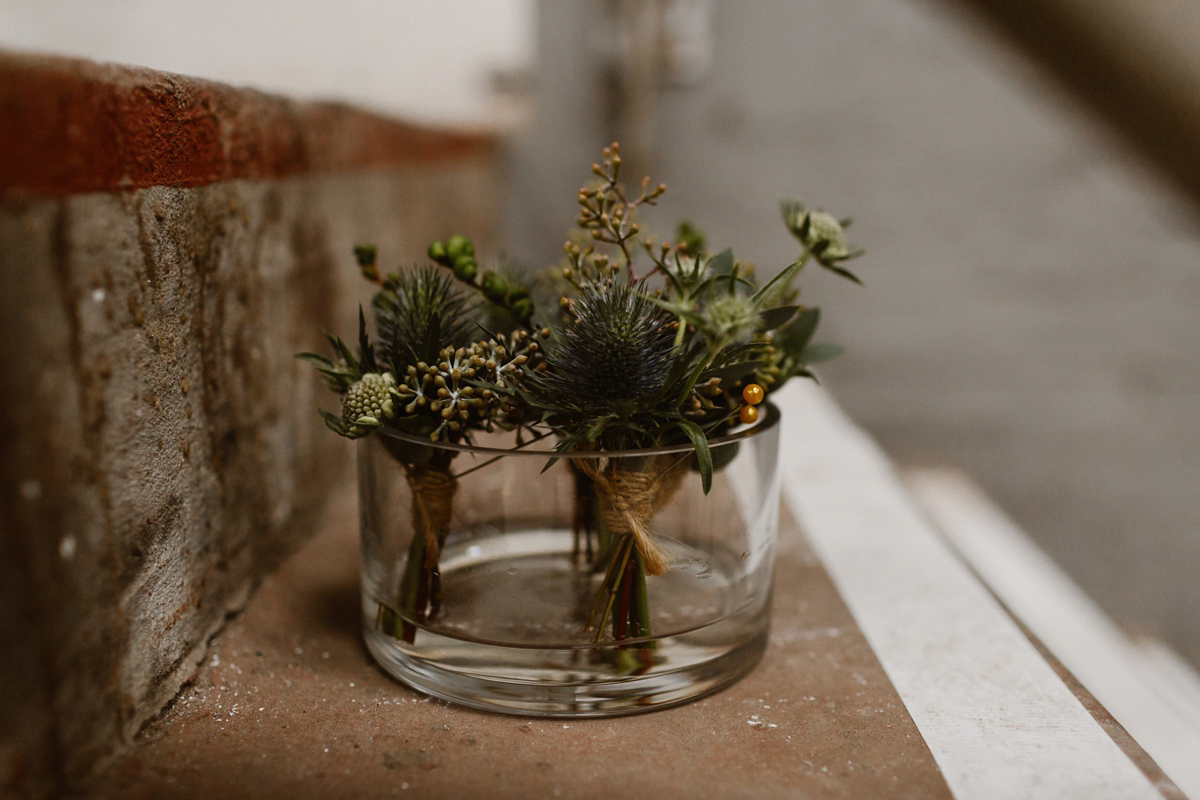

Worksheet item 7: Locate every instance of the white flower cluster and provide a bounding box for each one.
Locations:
[394,330,543,441]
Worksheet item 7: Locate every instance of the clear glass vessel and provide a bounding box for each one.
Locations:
[358,404,782,717]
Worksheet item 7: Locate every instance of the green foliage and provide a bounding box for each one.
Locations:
[298,143,865,476]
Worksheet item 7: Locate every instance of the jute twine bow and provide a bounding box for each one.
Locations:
[576,455,688,576]
[404,465,458,568]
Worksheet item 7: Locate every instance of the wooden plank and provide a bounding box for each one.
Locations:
[776,381,1162,800]
[907,467,1200,799]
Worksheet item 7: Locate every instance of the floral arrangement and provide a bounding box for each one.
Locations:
[298,142,862,652]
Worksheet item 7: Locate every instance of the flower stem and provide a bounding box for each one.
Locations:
[396,529,427,643]
[630,549,654,647]
[614,558,633,642]
[592,537,634,643]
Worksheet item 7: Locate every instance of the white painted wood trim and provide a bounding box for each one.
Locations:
[906,467,1200,800]
[775,381,1161,800]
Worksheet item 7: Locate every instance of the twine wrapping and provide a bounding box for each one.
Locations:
[576,455,688,576]
[404,465,458,568]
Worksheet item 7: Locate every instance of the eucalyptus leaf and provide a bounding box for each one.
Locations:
[708,248,734,277]
[802,341,844,364]
[759,304,799,331]
[778,307,820,358]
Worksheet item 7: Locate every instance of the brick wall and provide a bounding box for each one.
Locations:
[0,52,498,797]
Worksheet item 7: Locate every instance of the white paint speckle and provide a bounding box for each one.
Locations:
[19,480,41,500]
[58,535,77,560]
[210,654,220,667]
[91,287,106,303]
[401,783,409,790]
[349,682,355,687]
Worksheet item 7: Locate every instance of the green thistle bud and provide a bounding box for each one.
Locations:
[446,234,473,261]
[452,255,478,282]
[805,211,849,259]
[427,240,447,264]
[703,294,761,344]
[341,372,397,434]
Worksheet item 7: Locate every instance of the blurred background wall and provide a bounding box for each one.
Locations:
[0,0,536,128]
[1,0,1196,667]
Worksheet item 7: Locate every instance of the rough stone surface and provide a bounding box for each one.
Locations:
[82,484,955,800]
[0,52,497,798]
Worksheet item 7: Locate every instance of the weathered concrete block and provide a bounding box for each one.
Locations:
[0,51,497,797]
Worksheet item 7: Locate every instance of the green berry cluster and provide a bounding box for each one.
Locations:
[427,235,535,324]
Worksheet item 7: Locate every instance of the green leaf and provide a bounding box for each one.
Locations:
[295,352,334,368]
[677,419,713,494]
[705,360,763,387]
[818,261,863,286]
[325,333,359,373]
[759,305,799,331]
[713,341,766,363]
[777,307,820,358]
[750,259,804,309]
[357,306,378,373]
[318,409,354,437]
[802,342,844,364]
[708,248,734,277]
